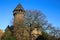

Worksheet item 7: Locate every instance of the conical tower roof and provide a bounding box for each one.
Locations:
[13,3,24,12]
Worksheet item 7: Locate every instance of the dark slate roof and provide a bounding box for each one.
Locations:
[13,3,24,12]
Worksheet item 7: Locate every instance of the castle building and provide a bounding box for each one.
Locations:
[11,3,42,40]
[12,4,30,40]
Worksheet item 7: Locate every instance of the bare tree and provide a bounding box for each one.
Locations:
[24,10,48,40]
[46,24,60,38]
[25,10,47,30]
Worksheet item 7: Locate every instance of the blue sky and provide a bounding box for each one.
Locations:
[0,0,60,31]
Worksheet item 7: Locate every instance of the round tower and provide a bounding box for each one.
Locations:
[13,4,25,26]
[13,4,26,40]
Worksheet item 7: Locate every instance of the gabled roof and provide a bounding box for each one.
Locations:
[13,3,24,12]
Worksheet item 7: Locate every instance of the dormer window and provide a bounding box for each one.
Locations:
[19,9,22,12]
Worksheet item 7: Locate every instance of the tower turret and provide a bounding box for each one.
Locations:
[13,3,25,26]
[13,4,26,40]
[13,3,25,16]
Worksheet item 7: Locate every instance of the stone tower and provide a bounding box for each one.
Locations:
[13,3,25,26]
[13,4,27,40]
